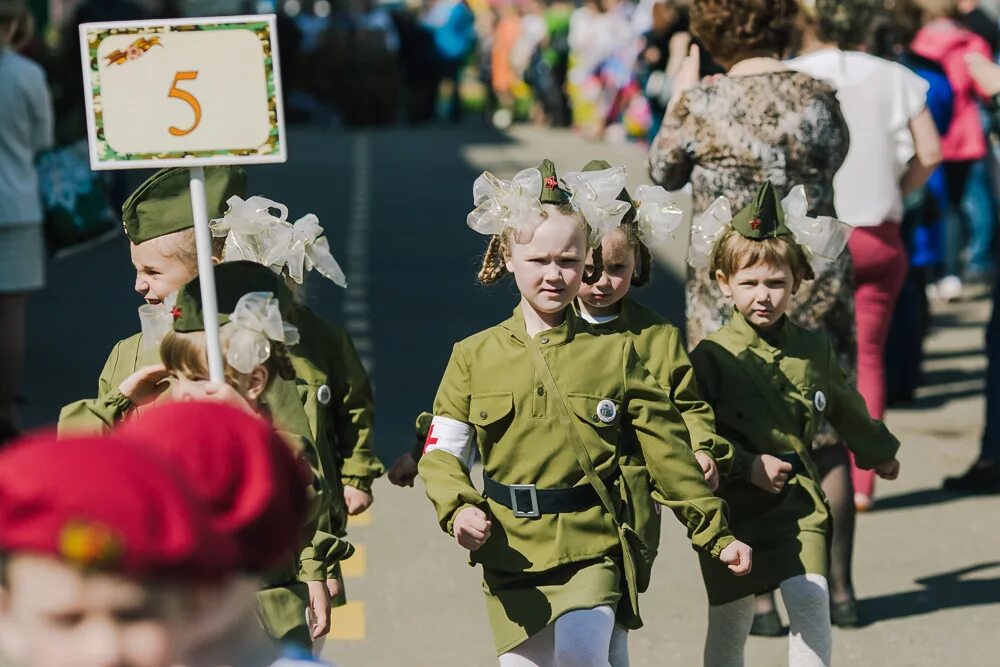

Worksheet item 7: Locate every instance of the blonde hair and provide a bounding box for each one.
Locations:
[912,0,958,19]
[160,328,295,389]
[477,203,605,285]
[710,229,814,283]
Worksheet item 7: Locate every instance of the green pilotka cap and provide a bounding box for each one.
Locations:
[538,159,570,205]
[171,261,293,333]
[122,166,247,244]
[582,159,635,223]
[731,181,793,240]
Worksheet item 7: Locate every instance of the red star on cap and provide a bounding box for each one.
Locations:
[749,218,761,230]
[544,177,558,189]
[170,306,182,321]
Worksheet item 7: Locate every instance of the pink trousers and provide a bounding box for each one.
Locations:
[848,222,908,498]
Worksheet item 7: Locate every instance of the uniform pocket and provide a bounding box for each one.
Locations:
[565,393,621,429]
[469,392,515,427]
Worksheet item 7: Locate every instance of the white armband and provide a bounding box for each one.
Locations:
[423,415,475,469]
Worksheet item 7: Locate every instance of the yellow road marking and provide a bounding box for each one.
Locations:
[342,544,366,578]
[329,600,366,640]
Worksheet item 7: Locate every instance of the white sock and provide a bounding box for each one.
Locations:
[609,623,630,667]
[553,606,616,667]
[499,623,555,667]
[778,574,832,667]
[704,595,754,667]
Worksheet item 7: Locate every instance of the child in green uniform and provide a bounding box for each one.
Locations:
[418,160,752,666]
[58,168,382,619]
[145,261,349,647]
[688,182,901,667]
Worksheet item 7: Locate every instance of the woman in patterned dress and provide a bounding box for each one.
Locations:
[646,0,864,632]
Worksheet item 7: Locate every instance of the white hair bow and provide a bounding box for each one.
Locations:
[560,166,632,246]
[686,186,850,272]
[269,214,348,288]
[210,196,289,265]
[780,186,851,272]
[686,196,733,269]
[468,168,544,236]
[221,292,300,374]
[632,184,684,247]
[137,292,178,354]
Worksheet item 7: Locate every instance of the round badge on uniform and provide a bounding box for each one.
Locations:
[317,384,332,406]
[597,399,617,423]
[813,390,827,413]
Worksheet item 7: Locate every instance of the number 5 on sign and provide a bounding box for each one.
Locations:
[79,15,286,170]
[168,71,201,137]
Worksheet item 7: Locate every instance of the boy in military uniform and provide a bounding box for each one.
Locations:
[418,160,751,664]
[689,182,901,667]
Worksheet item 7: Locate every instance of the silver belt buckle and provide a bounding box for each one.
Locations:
[510,484,540,518]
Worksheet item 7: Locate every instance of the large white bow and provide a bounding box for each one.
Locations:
[210,196,289,265]
[468,168,544,236]
[780,186,850,272]
[560,166,632,246]
[686,187,850,271]
[633,184,684,247]
[221,292,300,374]
[687,197,733,268]
[137,292,178,354]
[270,214,348,287]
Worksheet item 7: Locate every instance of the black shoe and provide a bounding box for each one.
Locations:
[943,460,1000,494]
[749,609,786,637]
[830,597,861,628]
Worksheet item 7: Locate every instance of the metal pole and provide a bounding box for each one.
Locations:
[188,166,225,382]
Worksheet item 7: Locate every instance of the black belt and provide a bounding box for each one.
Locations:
[483,469,620,518]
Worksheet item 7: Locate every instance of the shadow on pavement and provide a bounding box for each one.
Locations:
[871,487,983,512]
[859,562,1000,625]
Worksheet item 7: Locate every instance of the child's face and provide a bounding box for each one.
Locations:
[578,229,635,314]
[716,259,796,330]
[0,555,189,667]
[504,207,588,317]
[129,231,198,305]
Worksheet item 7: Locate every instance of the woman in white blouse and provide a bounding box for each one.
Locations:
[0,0,53,443]
[790,0,942,627]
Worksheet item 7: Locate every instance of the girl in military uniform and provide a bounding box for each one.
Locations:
[418,160,752,666]
[688,182,901,667]
[143,261,352,649]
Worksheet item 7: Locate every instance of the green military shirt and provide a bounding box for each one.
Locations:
[690,310,899,604]
[418,306,735,575]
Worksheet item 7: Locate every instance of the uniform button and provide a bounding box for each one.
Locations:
[540,337,550,344]
[592,414,599,422]
[536,386,545,396]
[479,411,488,419]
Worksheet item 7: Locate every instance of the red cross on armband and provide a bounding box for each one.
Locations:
[423,424,439,454]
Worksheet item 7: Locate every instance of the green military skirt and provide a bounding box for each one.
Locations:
[698,476,831,605]
[482,557,623,655]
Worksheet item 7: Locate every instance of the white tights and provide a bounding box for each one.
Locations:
[499,606,630,667]
[704,574,832,667]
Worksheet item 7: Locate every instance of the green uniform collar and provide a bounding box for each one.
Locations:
[501,304,578,347]
[731,181,792,240]
[729,308,792,353]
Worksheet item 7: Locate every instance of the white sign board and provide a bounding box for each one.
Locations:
[79,15,286,170]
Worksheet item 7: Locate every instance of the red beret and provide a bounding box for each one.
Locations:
[0,433,231,580]
[117,401,310,573]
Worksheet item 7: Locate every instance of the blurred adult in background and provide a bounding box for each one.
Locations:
[395,1,441,124]
[649,0,853,637]
[790,0,943,625]
[870,0,956,406]
[0,0,52,446]
[945,51,1000,492]
[422,0,477,123]
[910,0,993,299]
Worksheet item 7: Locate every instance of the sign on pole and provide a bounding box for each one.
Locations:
[80,15,288,381]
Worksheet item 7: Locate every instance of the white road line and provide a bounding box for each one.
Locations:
[345,134,374,376]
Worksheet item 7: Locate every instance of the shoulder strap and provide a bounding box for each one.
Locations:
[525,338,621,522]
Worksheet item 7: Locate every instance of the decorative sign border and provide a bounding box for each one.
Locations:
[79,15,287,170]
